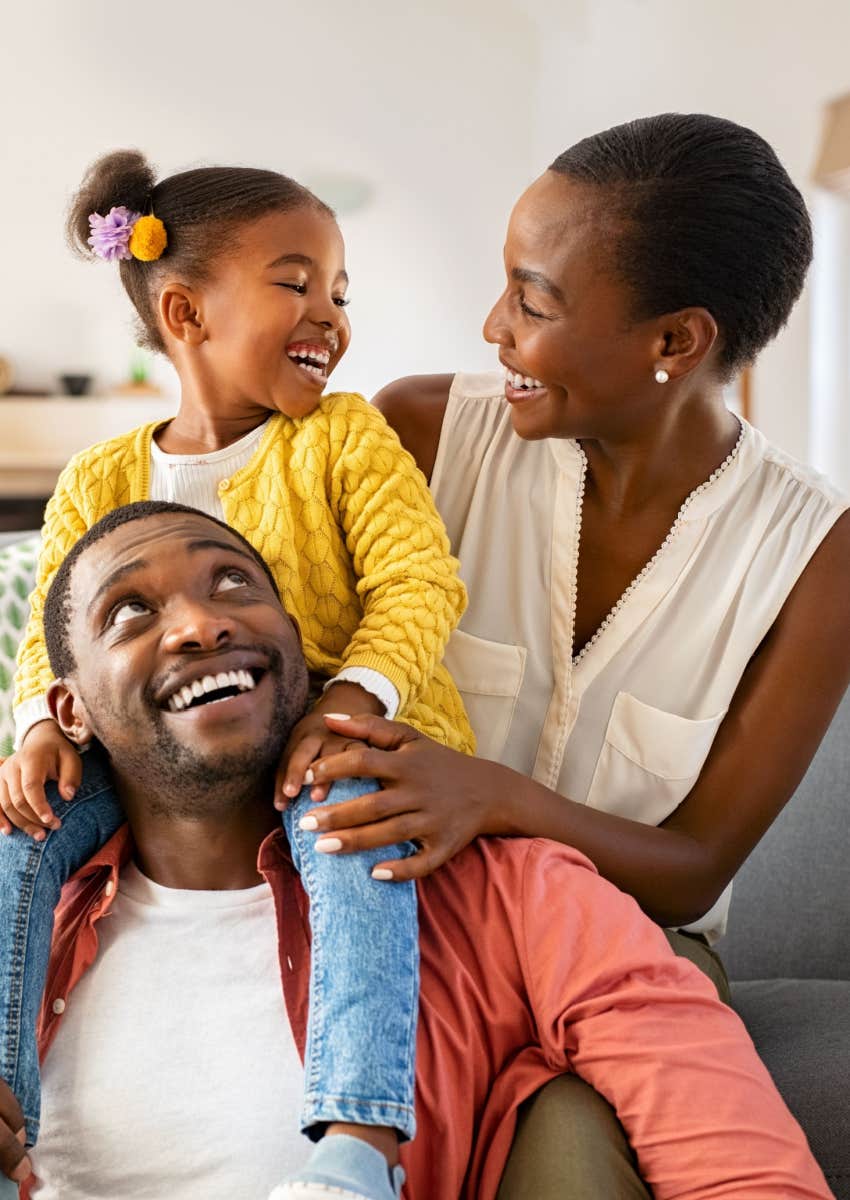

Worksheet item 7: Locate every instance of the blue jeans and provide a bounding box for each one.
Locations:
[0,750,419,1149]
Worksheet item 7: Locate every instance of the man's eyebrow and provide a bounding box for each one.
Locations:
[266,252,349,285]
[184,538,265,569]
[511,267,564,302]
[90,559,149,608]
[90,540,263,609]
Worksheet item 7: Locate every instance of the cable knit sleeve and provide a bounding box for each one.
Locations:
[13,457,92,719]
[325,395,467,713]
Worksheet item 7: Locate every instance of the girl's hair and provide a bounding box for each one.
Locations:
[67,150,334,353]
[550,113,812,376]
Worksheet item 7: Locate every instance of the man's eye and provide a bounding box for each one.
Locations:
[112,600,150,626]
[216,570,248,592]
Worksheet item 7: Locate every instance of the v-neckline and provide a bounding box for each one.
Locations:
[569,419,745,667]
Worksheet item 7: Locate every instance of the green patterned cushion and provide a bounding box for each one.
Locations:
[0,537,39,757]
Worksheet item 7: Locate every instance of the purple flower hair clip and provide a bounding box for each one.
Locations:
[87,206,141,262]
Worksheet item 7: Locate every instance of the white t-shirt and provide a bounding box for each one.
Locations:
[30,863,310,1199]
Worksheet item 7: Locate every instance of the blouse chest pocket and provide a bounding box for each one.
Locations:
[585,691,727,826]
[442,628,527,762]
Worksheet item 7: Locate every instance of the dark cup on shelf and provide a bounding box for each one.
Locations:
[60,374,92,396]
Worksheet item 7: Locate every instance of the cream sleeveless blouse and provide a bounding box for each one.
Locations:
[430,372,848,940]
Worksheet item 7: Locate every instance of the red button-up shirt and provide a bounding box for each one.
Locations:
[29,829,829,1200]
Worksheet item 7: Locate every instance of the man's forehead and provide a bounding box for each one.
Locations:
[72,515,255,602]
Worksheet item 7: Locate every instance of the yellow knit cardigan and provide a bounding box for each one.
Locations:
[15,393,474,753]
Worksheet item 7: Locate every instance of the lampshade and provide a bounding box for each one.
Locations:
[813,92,850,194]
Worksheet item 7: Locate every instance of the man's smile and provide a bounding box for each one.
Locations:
[153,649,273,716]
[164,667,262,713]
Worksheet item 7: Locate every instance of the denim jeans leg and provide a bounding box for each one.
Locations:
[283,778,419,1142]
[0,746,124,1145]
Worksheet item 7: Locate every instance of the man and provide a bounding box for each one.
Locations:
[0,503,831,1199]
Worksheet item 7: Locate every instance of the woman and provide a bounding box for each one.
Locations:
[300,113,850,1195]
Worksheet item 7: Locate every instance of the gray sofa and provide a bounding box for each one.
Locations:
[0,530,847,1193]
[722,683,850,1199]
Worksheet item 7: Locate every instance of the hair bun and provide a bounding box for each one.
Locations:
[67,150,157,258]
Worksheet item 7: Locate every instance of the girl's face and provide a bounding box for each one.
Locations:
[483,171,666,443]
[190,207,351,420]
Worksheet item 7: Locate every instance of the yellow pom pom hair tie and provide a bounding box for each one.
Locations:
[128,214,168,262]
[87,207,167,263]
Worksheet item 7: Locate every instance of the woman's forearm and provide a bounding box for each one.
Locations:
[488,766,719,926]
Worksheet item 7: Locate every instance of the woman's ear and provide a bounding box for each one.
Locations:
[47,679,95,746]
[654,308,719,381]
[159,283,207,346]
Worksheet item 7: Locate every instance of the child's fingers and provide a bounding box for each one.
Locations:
[0,780,12,837]
[57,744,82,805]
[277,734,324,807]
[20,770,61,830]
[2,772,51,839]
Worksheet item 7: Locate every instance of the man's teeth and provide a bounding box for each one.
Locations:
[505,370,545,390]
[167,669,256,713]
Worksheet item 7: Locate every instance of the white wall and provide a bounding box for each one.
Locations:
[2,0,849,459]
[522,0,850,455]
[0,0,535,401]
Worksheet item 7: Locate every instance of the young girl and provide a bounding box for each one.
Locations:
[0,150,473,1200]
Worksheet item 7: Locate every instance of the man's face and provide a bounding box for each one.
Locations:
[57,514,309,801]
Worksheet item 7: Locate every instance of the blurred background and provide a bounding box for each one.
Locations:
[1,0,849,530]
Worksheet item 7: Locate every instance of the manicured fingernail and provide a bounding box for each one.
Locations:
[372,868,394,881]
[323,712,351,720]
[63,786,76,800]
[299,815,319,831]
[283,782,298,797]
[39,813,52,824]
[304,768,315,785]
[315,837,343,853]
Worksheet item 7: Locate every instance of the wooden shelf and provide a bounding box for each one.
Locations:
[0,394,176,498]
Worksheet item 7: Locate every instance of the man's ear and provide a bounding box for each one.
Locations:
[158,282,207,346]
[47,679,95,746]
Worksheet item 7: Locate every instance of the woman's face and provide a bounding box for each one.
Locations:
[483,171,666,442]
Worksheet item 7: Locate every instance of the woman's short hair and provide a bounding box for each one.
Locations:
[550,113,812,376]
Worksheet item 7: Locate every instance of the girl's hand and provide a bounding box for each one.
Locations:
[0,1077,30,1184]
[275,682,385,809]
[0,720,80,839]
[295,714,512,880]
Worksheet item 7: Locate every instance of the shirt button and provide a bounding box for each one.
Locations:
[218,479,230,493]
[52,998,66,1015]
[104,880,115,897]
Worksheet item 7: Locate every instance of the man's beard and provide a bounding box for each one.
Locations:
[98,647,309,821]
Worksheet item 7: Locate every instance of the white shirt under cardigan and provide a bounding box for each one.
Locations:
[430,371,849,942]
[30,863,310,1198]
[14,420,398,744]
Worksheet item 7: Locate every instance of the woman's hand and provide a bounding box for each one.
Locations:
[0,720,79,839]
[295,713,513,880]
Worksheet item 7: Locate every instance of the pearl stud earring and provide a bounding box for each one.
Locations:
[655,368,670,384]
